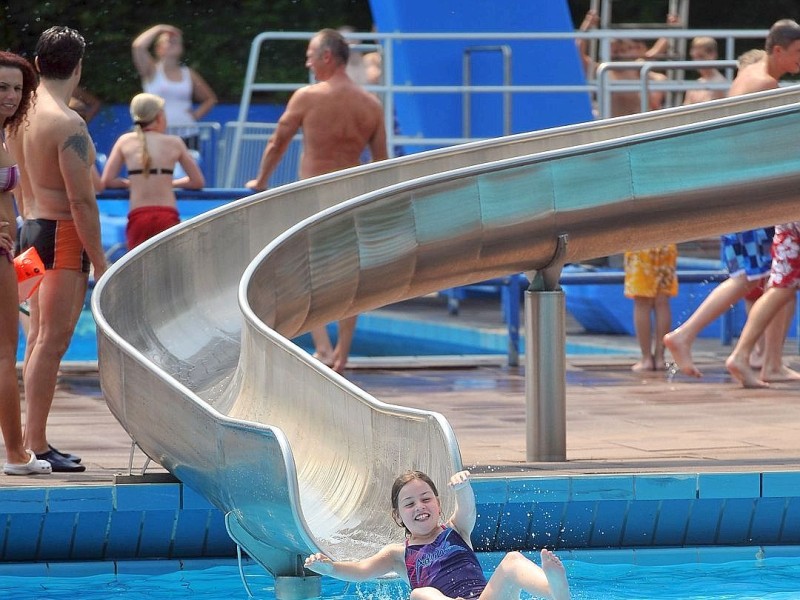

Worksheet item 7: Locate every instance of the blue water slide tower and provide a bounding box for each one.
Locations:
[369,0,593,149]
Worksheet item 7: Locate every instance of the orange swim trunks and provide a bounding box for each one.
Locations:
[18,218,90,273]
[623,244,678,298]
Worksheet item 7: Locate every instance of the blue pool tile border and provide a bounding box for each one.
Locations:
[2,471,800,563]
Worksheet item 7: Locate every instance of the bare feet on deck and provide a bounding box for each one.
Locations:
[761,364,800,383]
[726,355,769,389]
[631,358,654,372]
[663,329,702,378]
[541,549,571,600]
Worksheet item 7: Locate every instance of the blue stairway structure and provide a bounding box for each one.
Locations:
[369,0,593,147]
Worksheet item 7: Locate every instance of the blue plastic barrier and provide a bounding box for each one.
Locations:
[368,0,593,150]
[441,266,800,364]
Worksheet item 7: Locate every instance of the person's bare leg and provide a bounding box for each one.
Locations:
[653,293,671,370]
[744,297,766,369]
[310,326,334,367]
[0,272,31,466]
[332,316,357,373]
[22,291,39,381]
[23,270,86,454]
[482,550,570,600]
[749,337,766,369]
[664,275,755,378]
[726,288,794,388]
[631,297,655,372]
[761,295,800,382]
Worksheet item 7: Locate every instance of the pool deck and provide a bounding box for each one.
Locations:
[10,293,800,488]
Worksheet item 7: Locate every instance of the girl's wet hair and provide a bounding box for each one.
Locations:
[390,470,439,534]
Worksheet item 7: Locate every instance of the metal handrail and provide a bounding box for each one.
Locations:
[228,28,771,187]
[596,59,739,118]
[462,45,512,137]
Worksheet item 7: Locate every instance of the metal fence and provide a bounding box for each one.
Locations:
[216,122,302,189]
[165,122,222,186]
[214,27,774,187]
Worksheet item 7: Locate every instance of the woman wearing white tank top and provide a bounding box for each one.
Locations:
[132,24,217,150]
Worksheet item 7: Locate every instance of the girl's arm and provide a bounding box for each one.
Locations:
[304,543,404,582]
[447,470,477,544]
[91,164,105,193]
[172,140,205,189]
[100,142,129,190]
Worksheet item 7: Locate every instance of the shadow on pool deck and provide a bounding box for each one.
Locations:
[10,294,800,488]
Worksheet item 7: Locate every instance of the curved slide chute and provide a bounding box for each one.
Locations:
[93,87,800,579]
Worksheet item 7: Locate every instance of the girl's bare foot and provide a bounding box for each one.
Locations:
[631,355,655,372]
[726,355,769,389]
[541,549,571,600]
[663,330,702,377]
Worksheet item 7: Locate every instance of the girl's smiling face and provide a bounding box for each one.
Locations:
[396,478,442,536]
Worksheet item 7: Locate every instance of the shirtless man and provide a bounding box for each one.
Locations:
[683,37,728,104]
[664,19,800,383]
[246,28,387,374]
[8,26,107,472]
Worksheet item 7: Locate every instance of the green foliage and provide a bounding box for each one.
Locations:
[1,0,373,104]
[567,0,800,30]
[4,1,800,105]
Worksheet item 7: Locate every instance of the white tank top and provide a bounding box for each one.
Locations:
[143,63,197,135]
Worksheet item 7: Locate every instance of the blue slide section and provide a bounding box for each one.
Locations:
[369,0,592,145]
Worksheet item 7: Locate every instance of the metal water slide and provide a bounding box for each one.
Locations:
[92,86,800,588]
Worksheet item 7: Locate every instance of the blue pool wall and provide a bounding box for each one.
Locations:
[368,0,593,151]
[2,472,799,564]
[563,277,752,339]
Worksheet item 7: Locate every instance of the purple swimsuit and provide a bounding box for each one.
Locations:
[405,527,487,598]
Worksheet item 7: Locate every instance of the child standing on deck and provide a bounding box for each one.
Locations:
[305,470,571,600]
[624,245,678,371]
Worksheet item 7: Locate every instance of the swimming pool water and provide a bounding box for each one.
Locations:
[3,553,799,600]
[18,308,627,363]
